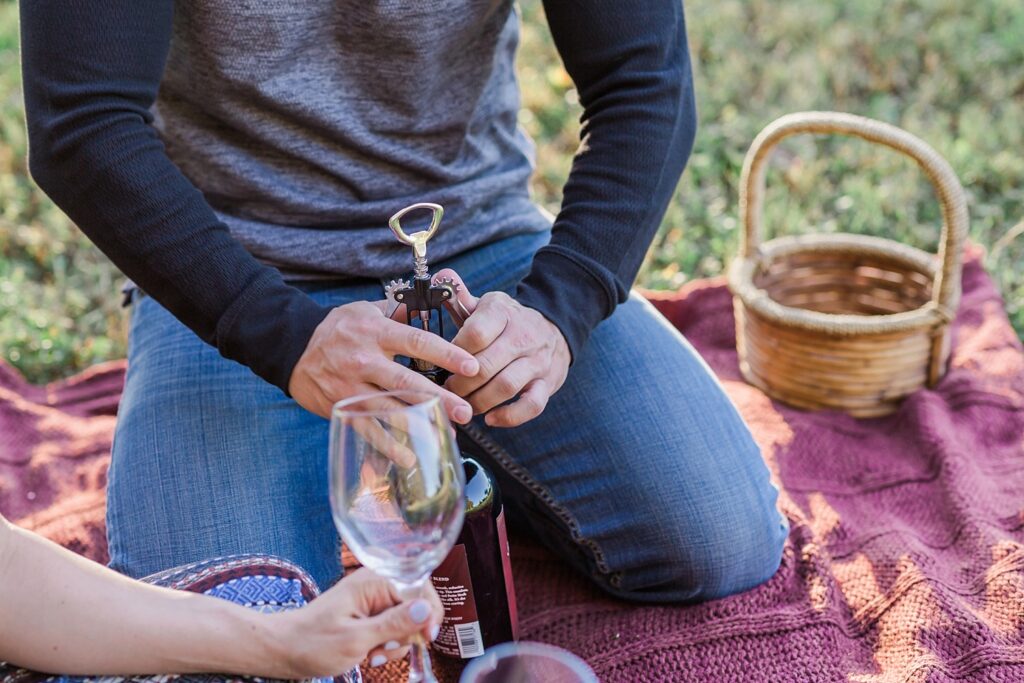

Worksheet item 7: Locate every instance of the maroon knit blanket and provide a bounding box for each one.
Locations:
[2,250,1022,682]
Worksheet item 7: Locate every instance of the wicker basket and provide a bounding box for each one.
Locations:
[727,112,968,417]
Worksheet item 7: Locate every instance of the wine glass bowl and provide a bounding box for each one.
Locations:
[459,642,598,683]
[330,390,466,682]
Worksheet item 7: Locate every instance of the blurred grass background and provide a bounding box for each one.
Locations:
[1,0,1021,383]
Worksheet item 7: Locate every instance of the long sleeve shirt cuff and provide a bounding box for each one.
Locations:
[514,245,618,364]
[215,272,333,394]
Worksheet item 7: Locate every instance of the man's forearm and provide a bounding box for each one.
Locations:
[20,0,329,393]
[516,0,697,361]
[0,520,291,676]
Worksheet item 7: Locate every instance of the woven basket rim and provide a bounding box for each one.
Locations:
[728,232,951,336]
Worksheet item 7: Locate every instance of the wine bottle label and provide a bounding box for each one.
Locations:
[430,543,484,658]
[496,509,520,640]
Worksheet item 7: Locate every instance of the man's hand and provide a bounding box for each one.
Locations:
[436,269,570,428]
[288,300,479,423]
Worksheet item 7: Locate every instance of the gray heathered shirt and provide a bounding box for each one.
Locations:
[153,0,551,279]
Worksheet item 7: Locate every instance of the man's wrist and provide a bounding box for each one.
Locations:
[215,271,333,396]
[517,296,576,365]
[529,305,570,362]
[515,246,618,364]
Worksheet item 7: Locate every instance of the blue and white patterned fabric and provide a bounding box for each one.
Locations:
[204,575,307,613]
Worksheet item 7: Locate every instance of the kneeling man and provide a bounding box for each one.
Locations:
[22,0,787,601]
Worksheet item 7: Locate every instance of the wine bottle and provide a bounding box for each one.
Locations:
[388,261,519,659]
[430,448,519,659]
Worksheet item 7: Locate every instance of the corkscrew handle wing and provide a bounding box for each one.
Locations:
[444,294,471,328]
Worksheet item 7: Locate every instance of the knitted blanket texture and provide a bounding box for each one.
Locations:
[2,251,1022,682]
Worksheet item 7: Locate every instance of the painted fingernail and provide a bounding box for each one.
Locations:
[384,640,401,651]
[430,623,441,641]
[371,655,387,667]
[461,359,478,375]
[454,405,472,424]
[409,599,431,624]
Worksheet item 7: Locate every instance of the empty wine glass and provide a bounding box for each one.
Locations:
[330,390,466,683]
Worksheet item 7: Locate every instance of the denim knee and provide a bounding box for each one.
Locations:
[612,467,787,603]
[680,500,787,601]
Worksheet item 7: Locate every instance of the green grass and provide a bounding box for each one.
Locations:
[2,0,1022,383]
[0,2,124,382]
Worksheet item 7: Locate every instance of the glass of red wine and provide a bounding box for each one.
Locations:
[330,391,466,683]
[459,641,598,683]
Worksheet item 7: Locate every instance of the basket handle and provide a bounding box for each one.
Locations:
[739,111,968,317]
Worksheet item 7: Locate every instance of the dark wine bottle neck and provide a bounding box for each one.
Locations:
[462,457,496,515]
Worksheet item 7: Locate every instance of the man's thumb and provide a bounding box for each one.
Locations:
[366,598,433,645]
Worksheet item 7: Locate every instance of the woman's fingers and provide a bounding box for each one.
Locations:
[305,569,444,675]
[362,599,438,652]
[425,586,443,642]
[367,641,411,668]
[423,581,444,627]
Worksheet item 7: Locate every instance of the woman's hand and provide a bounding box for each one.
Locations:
[436,269,571,427]
[275,568,443,678]
[288,300,480,423]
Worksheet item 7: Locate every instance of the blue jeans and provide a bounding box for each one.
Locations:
[108,230,787,602]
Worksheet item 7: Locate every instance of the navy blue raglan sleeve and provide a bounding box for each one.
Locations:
[515,0,697,361]
[19,0,331,393]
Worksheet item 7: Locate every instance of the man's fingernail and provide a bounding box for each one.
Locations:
[430,624,441,641]
[371,654,387,667]
[409,599,431,624]
[384,640,401,651]
[454,405,472,424]
[461,359,478,375]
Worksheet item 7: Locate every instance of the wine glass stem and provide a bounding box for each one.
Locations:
[408,634,437,683]
[393,577,438,683]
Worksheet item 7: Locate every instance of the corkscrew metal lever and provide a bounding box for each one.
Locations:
[385,203,472,383]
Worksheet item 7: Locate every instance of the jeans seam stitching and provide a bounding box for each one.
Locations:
[457,421,614,577]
